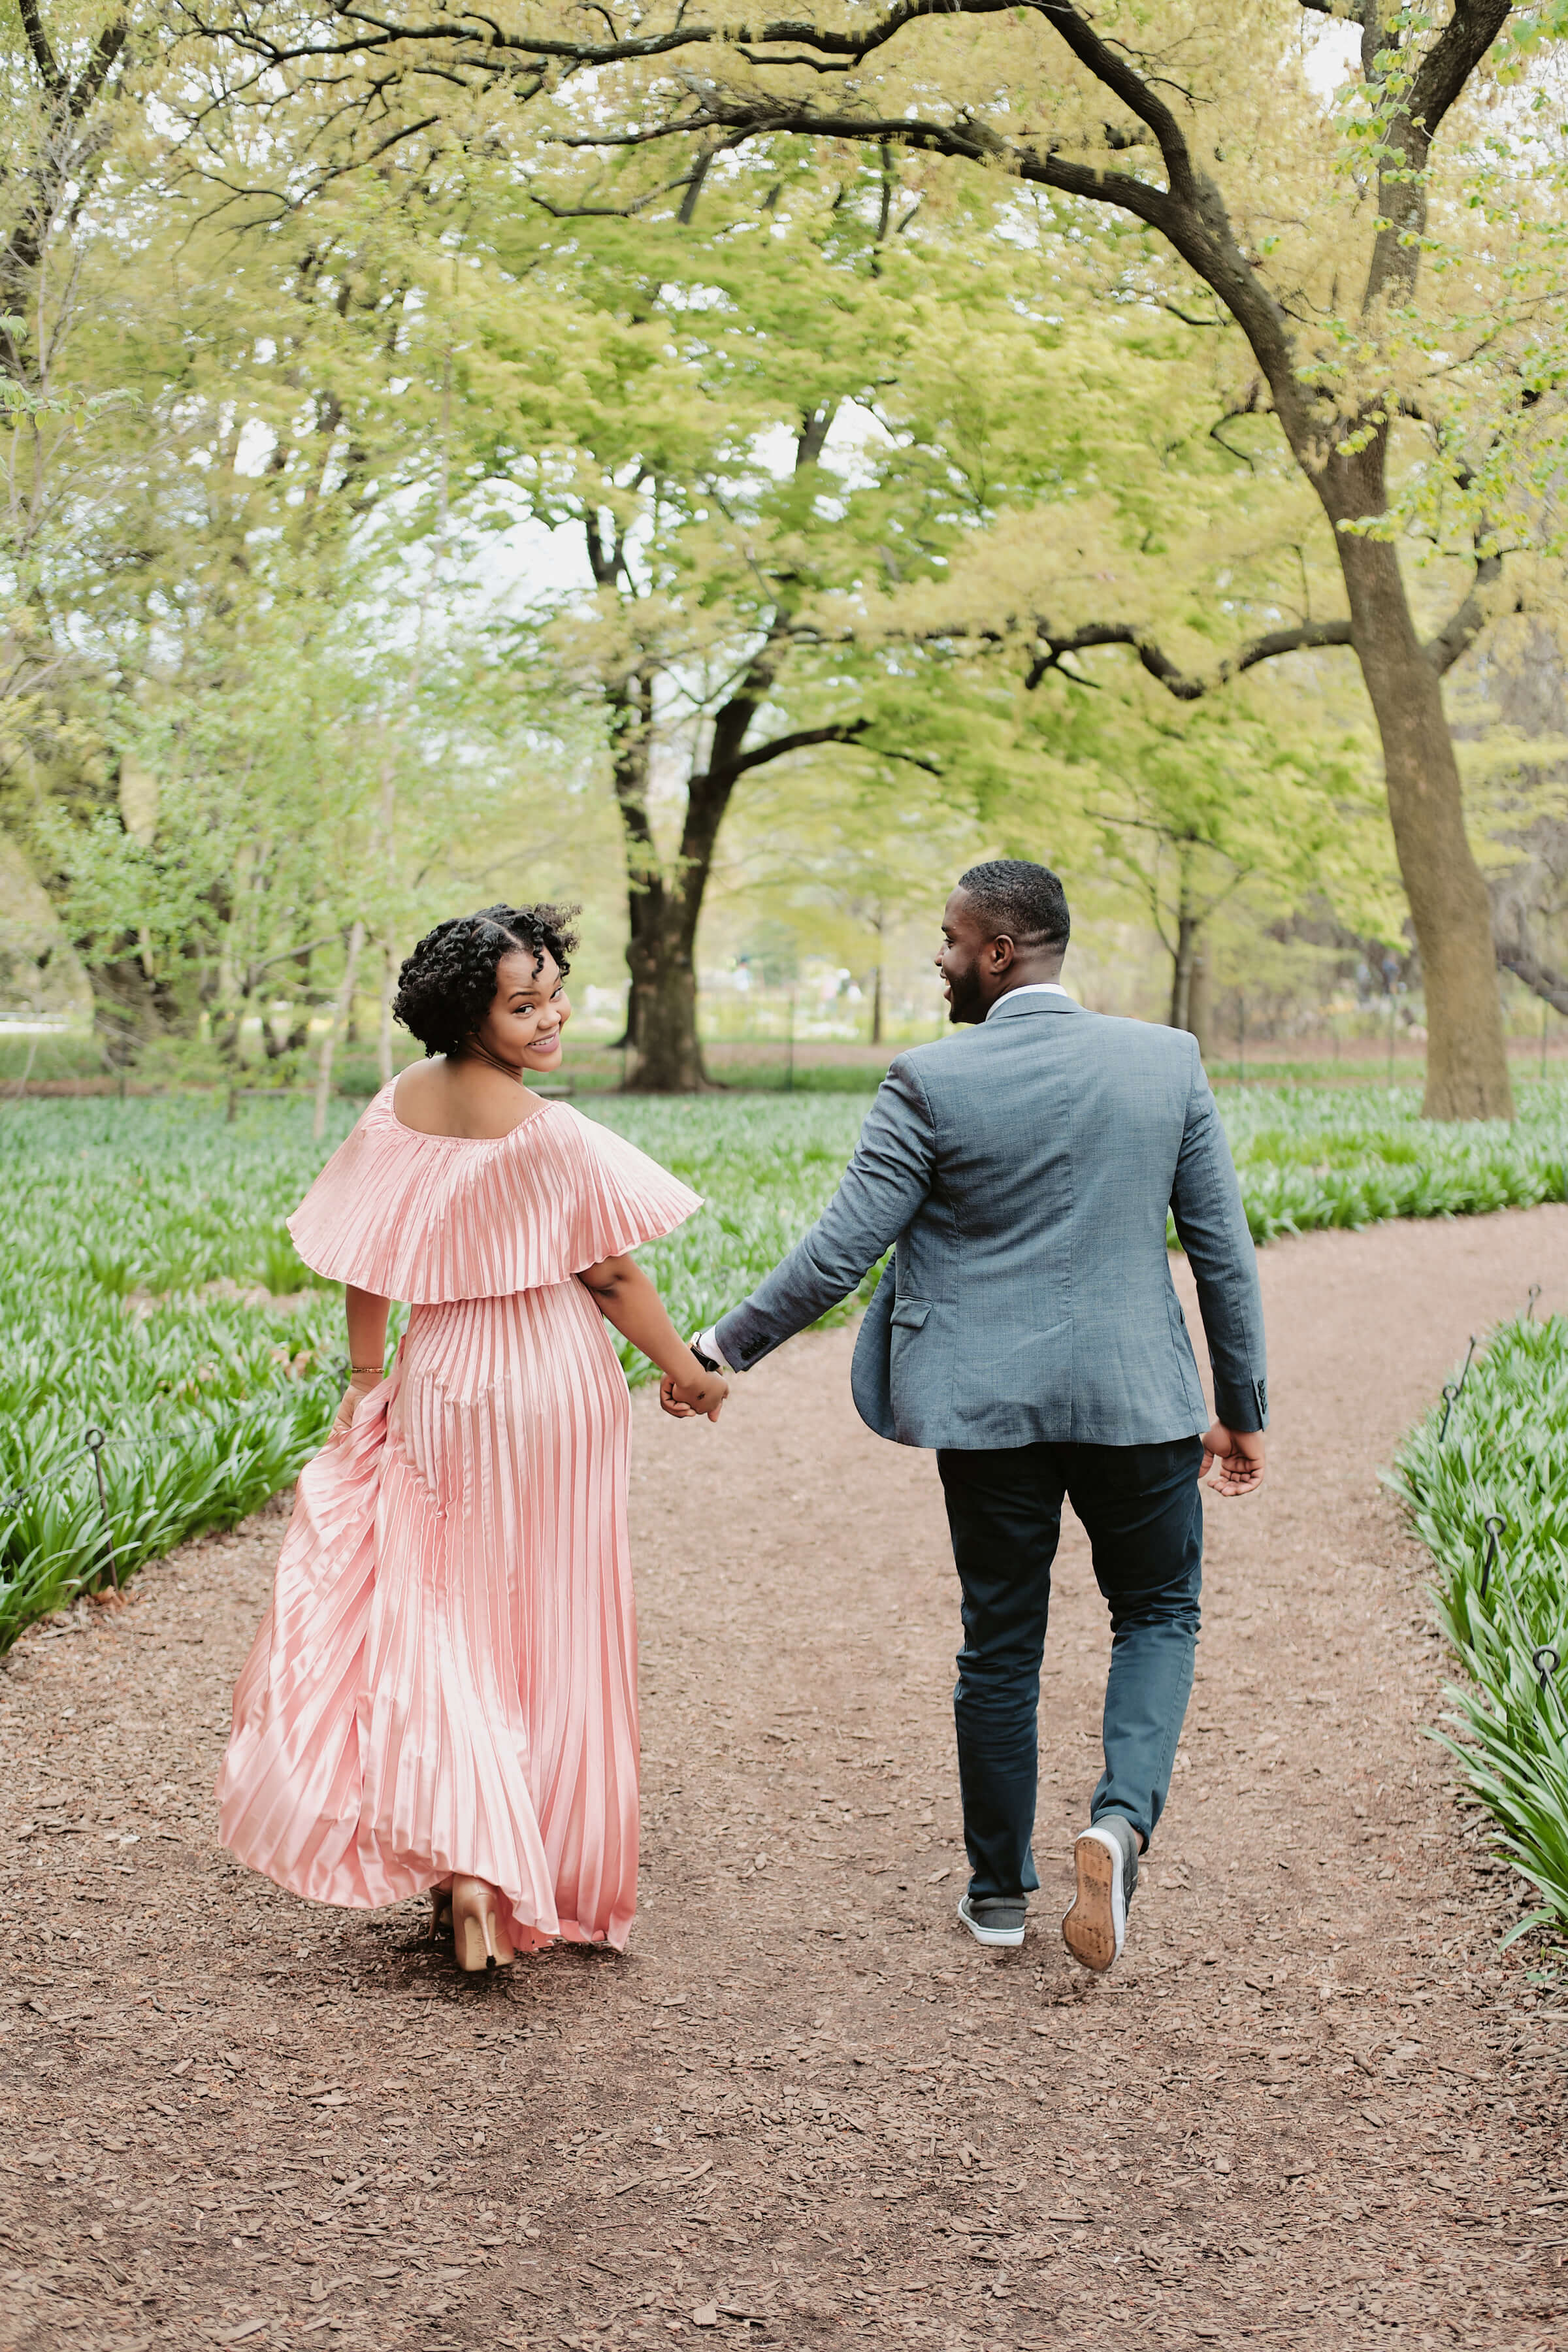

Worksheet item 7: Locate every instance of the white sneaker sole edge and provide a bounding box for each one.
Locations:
[1062,1826,1128,1972]
[956,1895,1025,1948]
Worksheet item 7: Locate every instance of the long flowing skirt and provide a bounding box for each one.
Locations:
[217,1279,639,1950]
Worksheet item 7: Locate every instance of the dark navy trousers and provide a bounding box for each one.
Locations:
[936,1435,1204,1901]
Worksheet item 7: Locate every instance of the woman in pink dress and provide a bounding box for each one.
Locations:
[218,904,726,1972]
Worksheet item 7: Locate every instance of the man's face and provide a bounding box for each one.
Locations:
[935,889,994,1025]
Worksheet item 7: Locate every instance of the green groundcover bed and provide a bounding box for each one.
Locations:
[1393,1313,1568,1943]
[5,1078,1568,1650]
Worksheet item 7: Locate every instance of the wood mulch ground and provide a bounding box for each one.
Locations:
[3,1208,1567,2352]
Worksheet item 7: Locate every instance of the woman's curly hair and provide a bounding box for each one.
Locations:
[393,904,580,1058]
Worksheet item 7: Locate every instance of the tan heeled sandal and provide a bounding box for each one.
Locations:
[451,1875,514,1973]
[430,1887,453,1941]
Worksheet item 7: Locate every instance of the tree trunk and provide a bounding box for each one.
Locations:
[314,920,364,1141]
[1335,534,1513,1122]
[1168,906,1203,1037]
[89,953,186,1068]
[600,409,832,1092]
[871,961,883,1047]
[625,893,706,1091]
[378,939,397,1086]
[1186,943,1212,1063]
[606,657,711,1092]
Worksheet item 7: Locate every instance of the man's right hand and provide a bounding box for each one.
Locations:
[1200,1422,1266,1497]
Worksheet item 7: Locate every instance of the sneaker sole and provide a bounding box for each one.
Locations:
[956,1896,1024,1949]
[1062,1834,1119,1972]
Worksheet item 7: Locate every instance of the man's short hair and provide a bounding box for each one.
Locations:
[956,860,1070,955]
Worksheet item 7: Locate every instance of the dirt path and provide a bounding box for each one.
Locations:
[3,1209,1567,2352]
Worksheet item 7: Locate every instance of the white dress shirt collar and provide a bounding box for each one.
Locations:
[985,983,1071,1020]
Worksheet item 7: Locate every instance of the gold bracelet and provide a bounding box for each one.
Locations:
[349,1362,383,1376]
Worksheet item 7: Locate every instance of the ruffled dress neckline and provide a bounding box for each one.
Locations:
[287,1084,700,1305]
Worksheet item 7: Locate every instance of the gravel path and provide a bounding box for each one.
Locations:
[3,1207,1567,2352]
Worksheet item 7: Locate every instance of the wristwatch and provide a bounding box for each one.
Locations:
[689,1327,733,1376]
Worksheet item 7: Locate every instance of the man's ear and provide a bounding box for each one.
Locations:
[989,933,1017,973]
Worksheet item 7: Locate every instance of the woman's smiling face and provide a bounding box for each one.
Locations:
[472,946,570,1073]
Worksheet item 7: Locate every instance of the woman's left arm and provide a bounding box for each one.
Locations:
[336,1284,393,1429]
[577,1256,727,1420]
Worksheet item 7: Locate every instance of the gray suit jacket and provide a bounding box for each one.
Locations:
[715,991,1267,1450]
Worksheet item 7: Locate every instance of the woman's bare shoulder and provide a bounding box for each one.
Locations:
[390,1059,547,1141]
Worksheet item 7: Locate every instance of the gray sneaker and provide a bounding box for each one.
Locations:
[957,1891,1026,1948]
[1062,1815,1139,1973]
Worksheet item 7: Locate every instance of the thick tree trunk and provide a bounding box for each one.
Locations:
[599,411,832,1093]
[625,894,706,1091]
[606,657,713,1093]
[1335,535,1513,1122]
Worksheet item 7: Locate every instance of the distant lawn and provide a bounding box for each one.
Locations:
[6,1078,1568,1644]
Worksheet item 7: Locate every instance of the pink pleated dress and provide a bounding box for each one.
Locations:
[216,1086,700,1952]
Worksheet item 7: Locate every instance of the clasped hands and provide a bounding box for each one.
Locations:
[659,1330,728,1424]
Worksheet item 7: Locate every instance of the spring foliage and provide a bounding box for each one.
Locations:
[11,1079,1568,1648]
[1394,1312,1568,1941]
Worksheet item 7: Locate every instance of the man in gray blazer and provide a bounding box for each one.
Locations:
[675,860,1266,1972]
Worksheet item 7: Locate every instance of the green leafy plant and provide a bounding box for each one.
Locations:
[1222,1085,1568,1245]
[10,1078,1568,1656]
[1392,1313,1568,1941]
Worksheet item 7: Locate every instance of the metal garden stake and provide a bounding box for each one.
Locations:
[84,1426,118,1592]
[1480,1514,1505,1603]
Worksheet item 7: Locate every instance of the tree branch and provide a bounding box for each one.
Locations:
[1025,617,1354,698]
[1362,1,1512,321]
[1495,930,1568,1020]
[18,0,65,97]
[1423,549,1518,678]
[1030,0,1199,203]
[68,16,127,122]
[698,717,875,787]
[1405,0,1514,144]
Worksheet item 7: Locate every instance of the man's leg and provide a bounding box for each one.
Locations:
[1058,1436,1203,1971]
[936,1445,1066,1914]
[1068,1435,1205,1845]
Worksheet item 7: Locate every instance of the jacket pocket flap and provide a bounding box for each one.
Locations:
[890,1298,933,1330]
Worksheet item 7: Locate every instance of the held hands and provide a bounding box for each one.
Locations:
[659,1358,728,1423]
[1200,1421,1266,1497]
[577,1260,727,1422]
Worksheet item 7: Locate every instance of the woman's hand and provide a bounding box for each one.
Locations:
[578,1254,727,1421]
[339,1288,392,1434]
[659,1365,728,1423]
[333,1367,384,1434]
